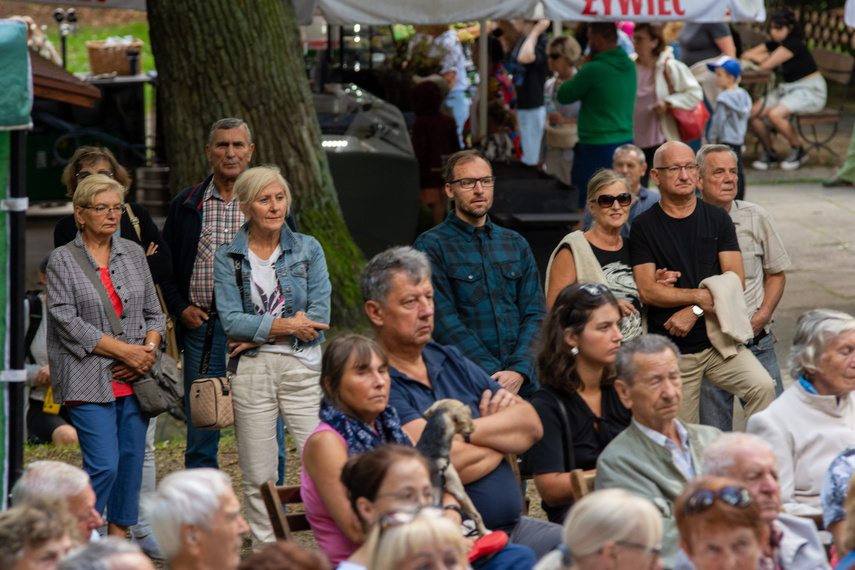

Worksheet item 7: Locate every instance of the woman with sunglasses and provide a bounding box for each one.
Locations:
[521,283,630,523]
[744,9,827,171]
[545,169,642,341]
[675,477,768,570]
[535,488,663,570]
[54,147,171,286]
[340,444,536,570]
[540,35,582,186]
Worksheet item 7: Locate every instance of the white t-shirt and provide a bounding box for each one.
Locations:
[247,246,322,370]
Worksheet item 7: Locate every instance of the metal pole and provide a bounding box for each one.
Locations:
[7,130,27,500]
[478,20,488,140]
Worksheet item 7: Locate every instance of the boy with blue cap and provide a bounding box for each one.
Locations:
[707,56,752,199]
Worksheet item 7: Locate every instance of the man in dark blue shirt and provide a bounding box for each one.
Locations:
[414,150,546,398]
[359,246,562,559]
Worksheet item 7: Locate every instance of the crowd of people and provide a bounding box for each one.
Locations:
[7,10,853,570]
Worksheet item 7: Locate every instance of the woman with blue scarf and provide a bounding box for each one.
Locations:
[301,334,411,565]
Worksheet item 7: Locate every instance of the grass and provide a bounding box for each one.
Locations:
[43,21,154,75]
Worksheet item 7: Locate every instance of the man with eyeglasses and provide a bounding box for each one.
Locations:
[413,149,546,397]
[629,140,776,426]
[670,433,828,570]
[596,334,722,569]
[695,145,790,431]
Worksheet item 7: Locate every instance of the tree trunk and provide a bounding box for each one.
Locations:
[147,0,365,327]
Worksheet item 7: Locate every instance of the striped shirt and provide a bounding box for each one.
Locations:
[634,418,696,481]
[188,181,245,309]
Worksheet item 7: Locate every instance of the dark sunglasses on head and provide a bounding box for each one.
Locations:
[548,53,563,59]
[592,193,632,208]
[76,170,114,181]
[684,485,753,515]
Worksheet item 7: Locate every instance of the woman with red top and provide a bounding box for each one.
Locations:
[46,174,164,539]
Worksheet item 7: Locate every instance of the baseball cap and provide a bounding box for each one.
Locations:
[707,56,743,79]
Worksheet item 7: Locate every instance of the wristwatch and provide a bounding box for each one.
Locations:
[692,305,704,318]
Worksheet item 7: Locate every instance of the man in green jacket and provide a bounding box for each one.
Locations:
[596,334,722,569]
[558,22,636,214]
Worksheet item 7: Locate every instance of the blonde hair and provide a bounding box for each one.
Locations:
[547,35,581,63]
[367,512,468,570]
[535,489,662,570]
[72,174,127,230]
[233,165,293,216]
[586,169,630,203]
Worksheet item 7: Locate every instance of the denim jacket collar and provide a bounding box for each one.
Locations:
[226,221,301,257]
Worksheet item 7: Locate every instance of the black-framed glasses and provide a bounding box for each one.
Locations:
[684,485,753,515]
[654,164,699,176]
[616,541,663,557]
[82,204,125,217]
[449,176,496,190]
[548,53,563,59]
[592,193,632,208]
[76,170,114,181]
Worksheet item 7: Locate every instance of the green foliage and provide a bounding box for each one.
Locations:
[43,21,154,75]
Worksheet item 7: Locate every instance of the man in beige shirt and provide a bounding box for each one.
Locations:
[697,144,791,429]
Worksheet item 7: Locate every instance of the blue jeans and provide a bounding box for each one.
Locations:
[699,333,784,430]
[68,396,148,526]
[445,89,471,148]
[517,106,547,166]
[182,317,287,474]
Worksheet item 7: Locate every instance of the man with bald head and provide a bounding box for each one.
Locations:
[629,141,776,425]
[673,433,828,569]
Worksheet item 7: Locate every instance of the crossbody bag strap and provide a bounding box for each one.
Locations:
[67,242,125,338]
[541,384,575,474]
[198,255,244,377]
[124,204,142,242]
[662,58,676,95]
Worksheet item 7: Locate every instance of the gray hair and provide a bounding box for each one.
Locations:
[586,168,630,203]
[535,489,662,569]
[207,117,253,147]
[790,309,855,381]
[11,460,91,506]
[145,469,233,560]
[58,537,144,570]
[233,165,293,216]
[359,247,431,305]
[613,144,647,166]
[696,144,738,177]
[72,174,126,230]
[702,432,774,477]
[614,334,680,387]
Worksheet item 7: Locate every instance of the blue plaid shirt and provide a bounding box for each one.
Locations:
[414,211,546,396]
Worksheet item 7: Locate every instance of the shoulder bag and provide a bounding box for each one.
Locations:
[125,204,182,370]
[663,59,710,142]
[190,256,242,430]
[67,241,182,417]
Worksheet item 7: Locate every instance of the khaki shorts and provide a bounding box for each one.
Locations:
[763,74,827,114]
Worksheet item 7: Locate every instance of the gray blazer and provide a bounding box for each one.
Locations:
[46,233,165,404]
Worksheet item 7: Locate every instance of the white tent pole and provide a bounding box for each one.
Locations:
[479,19,488,141]
[554,21,563,36]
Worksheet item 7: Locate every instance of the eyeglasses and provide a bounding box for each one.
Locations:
[76,170,114,181]
[684,485,753,515]
[548,53,563,59]
[82,204,125,217]
[449,176,496,190]
[375,488,439,507]
[616,541,663,557]
[654,164,699,176]
[592,192,632,208]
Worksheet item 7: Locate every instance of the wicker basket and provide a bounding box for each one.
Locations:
[86,39,144,76]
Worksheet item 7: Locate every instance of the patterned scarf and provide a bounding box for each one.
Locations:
[319,399,411,456]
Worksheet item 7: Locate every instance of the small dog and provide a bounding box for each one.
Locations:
[417,398,489,537]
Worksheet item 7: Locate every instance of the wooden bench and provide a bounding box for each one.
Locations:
[259,481,311,541]
[793,48,855,164]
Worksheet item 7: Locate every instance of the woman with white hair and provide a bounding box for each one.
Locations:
[535,488,664,570]
[748,309,855,515]
[213,165,331,549]
[367,508,470,570]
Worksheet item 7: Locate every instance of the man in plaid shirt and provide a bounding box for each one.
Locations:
[414,149,546,397]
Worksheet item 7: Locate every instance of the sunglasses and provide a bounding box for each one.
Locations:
[76,169,115,181]
[548,53,563,59]
[591,193,632,208]
[684,486,753,515]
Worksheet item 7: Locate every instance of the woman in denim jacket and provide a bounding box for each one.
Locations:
[213,165,331,550]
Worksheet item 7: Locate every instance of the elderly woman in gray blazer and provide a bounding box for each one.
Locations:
[46,174,164,539]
